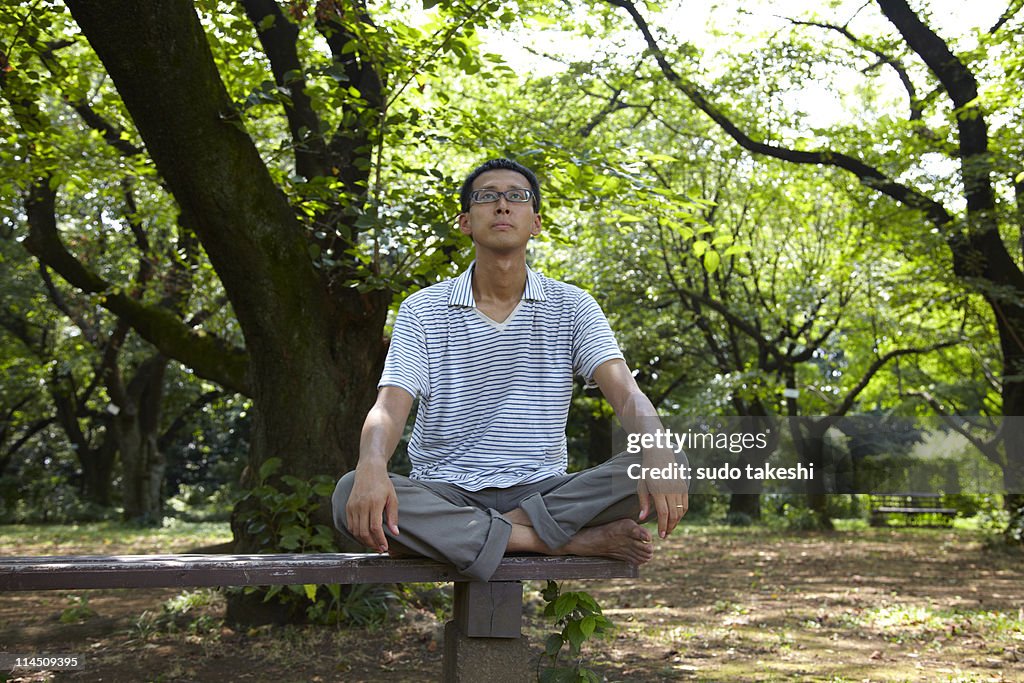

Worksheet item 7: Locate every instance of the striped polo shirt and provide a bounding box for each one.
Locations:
[379,262,624,490]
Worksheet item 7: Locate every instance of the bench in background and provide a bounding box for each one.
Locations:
[0,553,636,682]
[868,493,957,527]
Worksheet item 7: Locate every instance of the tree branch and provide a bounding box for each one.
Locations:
[603,0,953,229]
[158,389,223,451]
[38,264,101,344]
[64,0,332,356]
[875,0,1024,293]
[905,389,1004,465]
[239,0,327,180]
[786,17,923,120]
[834,340,959,415]
[989,0,1023,34]
[22,177,251,394]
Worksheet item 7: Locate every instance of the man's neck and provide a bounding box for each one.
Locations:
[471,252,528,305]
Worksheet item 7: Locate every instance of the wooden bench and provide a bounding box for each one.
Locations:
[868,493,957,527]
[0,553,636,681]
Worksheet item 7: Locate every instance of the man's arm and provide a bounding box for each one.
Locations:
[593,359,688,539]
[344,386,414,553]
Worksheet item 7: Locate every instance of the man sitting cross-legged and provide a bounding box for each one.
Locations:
[332,158,687,581]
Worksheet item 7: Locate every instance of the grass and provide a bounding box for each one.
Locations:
[2,519,232,555]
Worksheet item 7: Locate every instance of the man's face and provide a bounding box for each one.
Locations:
[458,169,541,253]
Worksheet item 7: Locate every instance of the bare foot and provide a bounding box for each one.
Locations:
[561,519,655,566]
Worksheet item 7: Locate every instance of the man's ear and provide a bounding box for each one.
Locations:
[531,213,542,236]
[458,212,472,236]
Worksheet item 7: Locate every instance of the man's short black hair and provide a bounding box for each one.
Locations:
[459,158,541,213]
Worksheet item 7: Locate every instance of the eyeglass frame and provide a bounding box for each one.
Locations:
[469,188,535,207]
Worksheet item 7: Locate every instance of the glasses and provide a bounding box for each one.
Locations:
[470,189,534,205]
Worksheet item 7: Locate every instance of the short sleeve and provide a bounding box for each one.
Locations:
[378,302,430,399]
[571,292,624,387]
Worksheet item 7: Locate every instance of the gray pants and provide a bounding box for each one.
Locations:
[332,450,643,581]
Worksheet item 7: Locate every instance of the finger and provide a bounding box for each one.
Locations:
[636,481,650,521]
[385,488,400,537]
[667,492,689,535]
[654,493,670,538]
[345,502,368,547]
[361,499,388,553]
[667,498,682,534]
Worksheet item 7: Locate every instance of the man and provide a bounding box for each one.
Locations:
[333,158,687,581]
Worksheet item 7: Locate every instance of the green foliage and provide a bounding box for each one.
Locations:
[59,595,97,624]
[236,456,338,556]
[538,580,613,683]
[0,446,116,524]
[779,503,822,531]
[233,457,398,625]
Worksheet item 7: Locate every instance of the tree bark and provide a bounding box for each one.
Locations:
[110,354,169,524]
[61,0,391,545]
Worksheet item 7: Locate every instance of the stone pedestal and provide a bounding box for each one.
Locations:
[441,580,530,682]
[441,620,530,683]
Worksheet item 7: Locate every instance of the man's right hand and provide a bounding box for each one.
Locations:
[347,386,413,553]
[345,463,399,553]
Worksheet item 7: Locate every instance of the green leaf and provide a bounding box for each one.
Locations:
[704,250,721,273]
[553,593,579,620]
[692,240,709,257]
[566,621,585,654]
[258,457,282,481]
[580,614,596,638]
[544,633,564,656]
[576,593,601,613]
[303,583,318,601]
[257,14,275,31]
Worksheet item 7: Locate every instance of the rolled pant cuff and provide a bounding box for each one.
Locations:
[459,509,513,582]
[519,491,572,550]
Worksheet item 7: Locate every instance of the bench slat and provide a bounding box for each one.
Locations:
[0,553,637,592]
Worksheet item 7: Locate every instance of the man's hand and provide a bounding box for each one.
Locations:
[637,449,689,539]
[347,386,413,553]
[345,462,399,553]
[592,358,690,540]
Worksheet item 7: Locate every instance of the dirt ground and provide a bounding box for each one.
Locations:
[1,525,1022,682]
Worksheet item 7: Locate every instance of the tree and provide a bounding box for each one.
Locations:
[597,0,1024,527]
[1,0,527,578]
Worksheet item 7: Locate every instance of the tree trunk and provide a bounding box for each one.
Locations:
[111,355,169,524]
[789,417,834,530]
[116,413,165,523]
[79,436,117,508]
[231,297,389,553]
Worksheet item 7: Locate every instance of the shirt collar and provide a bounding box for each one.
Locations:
[448,260,547,308]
